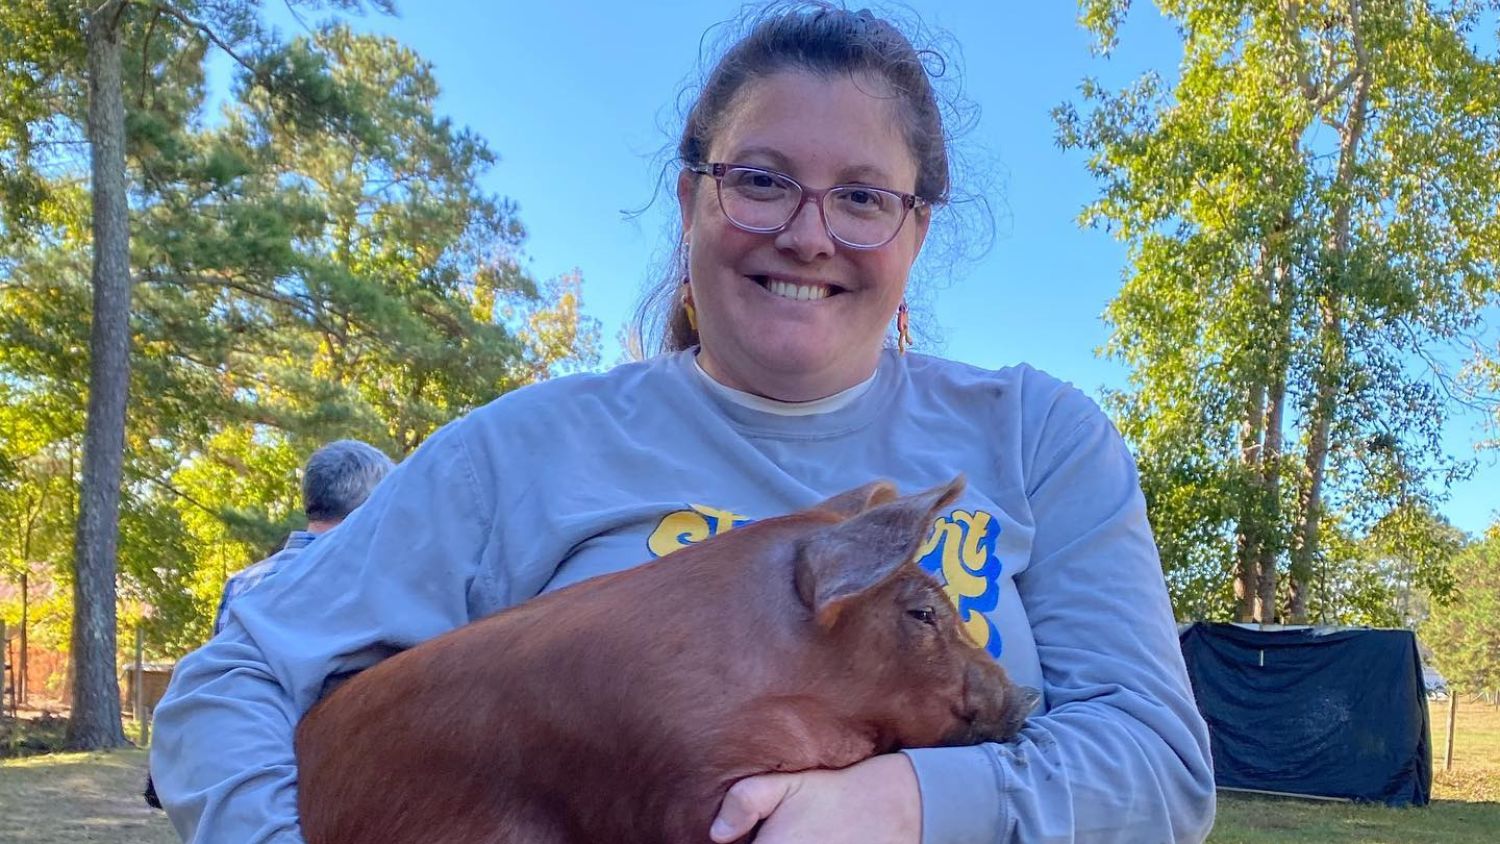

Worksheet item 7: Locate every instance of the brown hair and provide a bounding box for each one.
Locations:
[631,2,962,355]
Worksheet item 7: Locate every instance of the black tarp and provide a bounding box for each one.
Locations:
[1179,622,1431,806]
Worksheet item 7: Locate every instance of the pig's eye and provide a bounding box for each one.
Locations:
[908,607,937,625]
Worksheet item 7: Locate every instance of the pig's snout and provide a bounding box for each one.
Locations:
[950,659,1040,745]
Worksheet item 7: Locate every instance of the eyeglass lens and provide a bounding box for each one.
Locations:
[718,167,906,247]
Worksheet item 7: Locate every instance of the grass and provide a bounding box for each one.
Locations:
[1209,793,1498,843]
[1208,698,1500,843]
[1431,695,1500,803]
[0,699,1494,842]
[0,748,175,844]
[0,710,68,758]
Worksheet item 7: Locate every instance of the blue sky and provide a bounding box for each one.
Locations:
[258,0,1498,536]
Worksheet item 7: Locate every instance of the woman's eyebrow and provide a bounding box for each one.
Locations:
[835,164,895,185]
[728,147,897,185]
[730,146,794,170]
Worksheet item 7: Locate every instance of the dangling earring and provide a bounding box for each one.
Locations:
[682,278,698,332]
[896,301,912,355]
[680,242,698,333]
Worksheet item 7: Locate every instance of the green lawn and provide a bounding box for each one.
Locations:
[0,699,1495,842]
[1209,794,1498,843]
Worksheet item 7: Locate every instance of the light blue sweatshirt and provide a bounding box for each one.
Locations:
[151,350,1215,843]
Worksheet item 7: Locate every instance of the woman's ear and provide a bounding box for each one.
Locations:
[909,206,931,265]
[677,169,697,239]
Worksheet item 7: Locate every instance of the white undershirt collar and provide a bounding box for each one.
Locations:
[691,354,878,416]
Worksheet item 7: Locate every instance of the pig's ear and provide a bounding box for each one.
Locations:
[811,480,899,519]
[794,475,966,628]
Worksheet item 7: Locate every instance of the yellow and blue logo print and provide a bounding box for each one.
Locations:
[647,504,1004,658]
[914,510,1003,657]
[647,504,753,559]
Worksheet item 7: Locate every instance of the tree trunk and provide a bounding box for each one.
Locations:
[1236,212,1298,625]
[1235,380,1266,622]
[1289,309,1338,624]
[19,569,28,704]
[1255,252,1293,623]
[19,497,39,706]
[66,2,131,751]
[1289,21,1371,625]
[1256,371,1287,623]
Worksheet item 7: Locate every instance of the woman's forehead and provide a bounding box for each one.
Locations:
[710,70,918,186]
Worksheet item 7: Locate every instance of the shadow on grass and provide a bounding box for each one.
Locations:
[0,712,69,759]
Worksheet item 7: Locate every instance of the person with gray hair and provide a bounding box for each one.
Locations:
[146,439,395,810]
[213,439,395,635]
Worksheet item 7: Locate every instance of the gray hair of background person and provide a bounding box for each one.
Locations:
[302,440,396,522]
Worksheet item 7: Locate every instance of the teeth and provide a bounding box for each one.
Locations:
[766,279,831,301]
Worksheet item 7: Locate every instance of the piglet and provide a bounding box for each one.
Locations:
[295,476,1034,844]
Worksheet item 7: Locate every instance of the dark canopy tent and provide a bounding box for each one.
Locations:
[1179,622,1431,806]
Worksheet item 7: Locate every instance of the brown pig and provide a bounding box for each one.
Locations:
[294,476,1034,844]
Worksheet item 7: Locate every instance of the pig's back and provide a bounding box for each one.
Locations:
[295,515,819,843]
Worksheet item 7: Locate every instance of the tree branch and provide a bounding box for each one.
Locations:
[1310,68,1360,113]
[138,8,160,109]
[1397,318,1500,413]
[1281,0,1320,103]
[282,0,316,37]
[138,473,219,518]
[151,2,260,79]
[90,0,130,30]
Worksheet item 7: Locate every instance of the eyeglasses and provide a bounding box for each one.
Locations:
[687,162,928,250]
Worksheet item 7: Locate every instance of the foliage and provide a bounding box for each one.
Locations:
[1057,0,1500,622]
[0,2,599,663]
[1424,524,1500,696]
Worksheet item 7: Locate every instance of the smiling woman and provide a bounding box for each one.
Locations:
[149,5,1216,844]
[678,70,928,401]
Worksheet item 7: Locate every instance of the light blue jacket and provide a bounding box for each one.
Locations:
[213,531,318,636]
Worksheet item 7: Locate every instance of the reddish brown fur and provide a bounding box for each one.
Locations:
[295,478,1031,844]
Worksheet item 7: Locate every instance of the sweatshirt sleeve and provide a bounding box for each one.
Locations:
[149,418,497,843]
[904,393,1215,843]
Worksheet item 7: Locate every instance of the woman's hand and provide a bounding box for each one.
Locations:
[709,753,922,844]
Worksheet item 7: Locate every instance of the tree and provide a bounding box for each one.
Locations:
[0,0,404,751]
[1056,0,1500,622]
[72,0,134,751]
[1306,504,1464,627]
[1424,525,1500,698]
[0,0,323,749]
[1,1,598,746]
[0,390,80,704]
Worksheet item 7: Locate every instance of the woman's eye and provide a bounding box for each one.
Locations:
[727,170,791,200]
[908,607,937,625]
[835,187,890,217]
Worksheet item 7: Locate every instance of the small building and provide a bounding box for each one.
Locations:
[120,662,176,719]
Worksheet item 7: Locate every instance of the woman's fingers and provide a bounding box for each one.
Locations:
[710,773,800,842]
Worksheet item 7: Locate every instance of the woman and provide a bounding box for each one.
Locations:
[152,5,1215,842]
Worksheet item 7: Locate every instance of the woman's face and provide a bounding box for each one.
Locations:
[677,70,930,401]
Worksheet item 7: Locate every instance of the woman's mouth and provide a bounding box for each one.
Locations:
[748,274,841,301]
